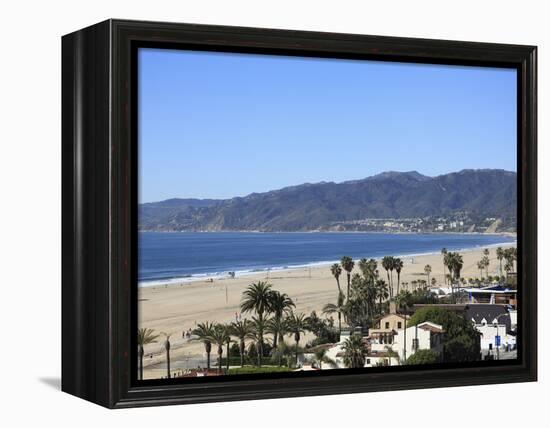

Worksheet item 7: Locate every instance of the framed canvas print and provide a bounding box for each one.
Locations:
[62,19,537,408]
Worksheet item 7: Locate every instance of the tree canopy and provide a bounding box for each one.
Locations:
[408,307,481,362]
[406,349,439,365]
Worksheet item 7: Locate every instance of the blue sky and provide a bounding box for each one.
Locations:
[138,48,517,203]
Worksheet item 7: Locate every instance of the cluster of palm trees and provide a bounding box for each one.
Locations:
[138,246,518,378]
[327,256,392,334]
[477,248,491,279]
[475,247,517,283]
[442,250,464,298]
[381,256,404,298]
[496,246,517,275]
[189,281,329,373]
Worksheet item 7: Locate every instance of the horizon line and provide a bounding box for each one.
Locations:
[140,167,517,205]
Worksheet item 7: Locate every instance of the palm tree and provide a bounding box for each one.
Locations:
[248,316,269,367]
[266,316,287,365]
[477,260,484,279]
[161,333,172,378]
[330,263,343,294]
[382,256,394,297]
[445,252,464,301]
[452,253,464,281]
[441,248,448,285]
[137,328,159,381]
[394,258,403,294]
[209,324,230,373]
[358,258,378,282]
[375,279,389,307]
[395,291,412,313]
[384,345,400,366]
[444,251,453,288]
[286,312,309,366]
[496,247,504,276]
[271,341,296,368]
[313,348,336,370]
[322,291,346,335]
[268,291,295,349]
[389,257,396,296]
[504,248,517,273]
[223,324,232,371]
[482,255,490,277]
[504,258,514,275]
[192,321,215,370]
[424,264,432,286]
[230,319,252,367]
[341,335,366,368]
[241,281,273,322]
[241,281,273,355]
[340,256,355,299]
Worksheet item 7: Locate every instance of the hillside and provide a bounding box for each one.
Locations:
[138,169,517,232]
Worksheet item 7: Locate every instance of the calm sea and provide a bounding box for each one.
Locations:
[138,232,515,286]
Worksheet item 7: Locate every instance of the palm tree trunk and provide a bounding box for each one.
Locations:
[397,272,401,294]
[338,312,342,335]
[218,349,222,373]
[206,351,211,370]
[295,340,299,366]
[138,346,144,381]
[257,342,262,367]
[347,273,351,300]
[240,341,244,367]
[166,349,171,379]
[336,278,341,294]
[226,343,230,371]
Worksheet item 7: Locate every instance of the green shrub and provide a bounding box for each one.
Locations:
[227,366,292,375]
[406,349,439,365]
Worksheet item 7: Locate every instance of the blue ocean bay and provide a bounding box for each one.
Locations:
[138,232,515,286]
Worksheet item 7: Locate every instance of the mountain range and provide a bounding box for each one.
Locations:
[139,169,517,232]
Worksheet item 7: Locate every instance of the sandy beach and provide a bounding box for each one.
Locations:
[138,243,515,378]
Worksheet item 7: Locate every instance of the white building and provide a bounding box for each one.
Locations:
[394,321,444,362]
[364,352,399,367]
[465,304,515,354]
[475,323,516,352]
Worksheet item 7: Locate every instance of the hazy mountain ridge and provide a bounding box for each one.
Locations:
[139,169,517,232]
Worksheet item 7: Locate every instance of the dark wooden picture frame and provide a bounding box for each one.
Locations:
[62,19,537,408]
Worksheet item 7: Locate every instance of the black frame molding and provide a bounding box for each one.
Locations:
[62,19,537,408]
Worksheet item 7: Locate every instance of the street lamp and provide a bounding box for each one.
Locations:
[493,313,510,360]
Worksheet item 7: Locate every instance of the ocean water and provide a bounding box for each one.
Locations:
[138,232,515,286]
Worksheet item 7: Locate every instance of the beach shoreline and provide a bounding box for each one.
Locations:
[138,243,516,378]
[138,236,516,288]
